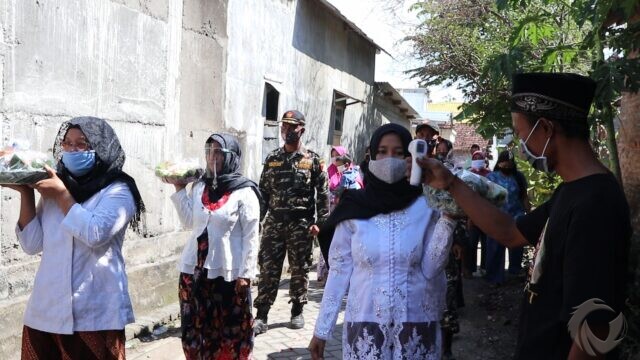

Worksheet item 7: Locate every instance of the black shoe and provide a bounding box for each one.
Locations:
[254,306,269,335]
[254,318,268,335]
[290,313,305,329]
[290,302,305,329]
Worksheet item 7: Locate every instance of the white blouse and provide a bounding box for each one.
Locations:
[171,182,260,281]
[313,197,455,359]
[16,182,136,334]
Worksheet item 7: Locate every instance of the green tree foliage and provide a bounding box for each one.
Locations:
[407,0,591,205]
[408,0,639,183]
[514,154,562,207]
[408,0,594,138]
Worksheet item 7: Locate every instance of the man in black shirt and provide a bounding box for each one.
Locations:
[412,73,631,359]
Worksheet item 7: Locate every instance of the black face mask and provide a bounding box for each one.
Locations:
[427,139,437,155]
[499,166,514,174]
[285,130,301,144]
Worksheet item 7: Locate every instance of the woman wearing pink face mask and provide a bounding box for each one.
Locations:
[317,147,363,284]
[327,146,347,204]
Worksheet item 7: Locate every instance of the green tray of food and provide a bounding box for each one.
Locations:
[424,169,507,217]
[155,161,204,185]
[0,151,53,185]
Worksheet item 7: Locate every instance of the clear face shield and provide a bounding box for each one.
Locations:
[204,144,231,185]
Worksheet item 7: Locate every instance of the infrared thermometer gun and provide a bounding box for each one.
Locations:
[408,139,428,186]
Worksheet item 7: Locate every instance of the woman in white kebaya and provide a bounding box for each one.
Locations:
[310,124,455,359]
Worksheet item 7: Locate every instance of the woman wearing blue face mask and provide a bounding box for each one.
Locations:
[310,124,455,360]
[5,117,144,359]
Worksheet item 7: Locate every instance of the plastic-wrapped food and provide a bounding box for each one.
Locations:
[424,169,507,217]
[155,159,204,185]
[0,144,54,184]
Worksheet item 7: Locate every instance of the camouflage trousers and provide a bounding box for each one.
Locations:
[254,214,314,308]
[441,252,463,335]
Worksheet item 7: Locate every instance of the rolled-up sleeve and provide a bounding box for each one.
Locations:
[60,183,136,249]
[238,188,260,280]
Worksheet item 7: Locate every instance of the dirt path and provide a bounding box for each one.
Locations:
[451,274,524,360]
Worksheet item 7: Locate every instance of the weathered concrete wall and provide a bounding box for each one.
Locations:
[0,0,381,357]
[0,0,227,357]
[225,0,377,177]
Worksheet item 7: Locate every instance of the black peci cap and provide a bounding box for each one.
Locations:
[511,73,596,122]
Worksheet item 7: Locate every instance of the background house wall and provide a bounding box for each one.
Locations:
[225,0,378,174]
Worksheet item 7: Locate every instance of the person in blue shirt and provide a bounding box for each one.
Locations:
[485,150,530,284]
[334,155,363,196]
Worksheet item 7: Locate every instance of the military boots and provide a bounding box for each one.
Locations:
[290,301,305,329]
[254,306,270,335]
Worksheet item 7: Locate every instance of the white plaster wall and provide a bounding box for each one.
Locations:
[225,0,377,179]
[4,0,168,124]
[0,0,228,357]
[0,0,379,356]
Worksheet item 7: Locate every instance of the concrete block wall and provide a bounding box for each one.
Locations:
[0,0,382,357]
[0,0,228,357]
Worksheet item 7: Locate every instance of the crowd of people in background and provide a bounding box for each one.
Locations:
[5,71,631,360]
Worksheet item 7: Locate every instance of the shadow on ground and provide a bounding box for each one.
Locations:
[267,347,313,360]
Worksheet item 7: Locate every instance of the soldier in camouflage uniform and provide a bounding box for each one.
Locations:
[254,110,329,334]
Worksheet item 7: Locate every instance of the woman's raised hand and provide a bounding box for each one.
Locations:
[33,165,68,199]
[406,156,456,190]
[34,165,75,214]
[172,181,187,192]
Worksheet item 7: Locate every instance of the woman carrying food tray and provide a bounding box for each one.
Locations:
[5,117,145,360]
[168,133,261,360]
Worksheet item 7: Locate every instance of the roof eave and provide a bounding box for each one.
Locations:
[316,0,392,57]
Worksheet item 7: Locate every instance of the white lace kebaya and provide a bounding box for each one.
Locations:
[313,197,455,359]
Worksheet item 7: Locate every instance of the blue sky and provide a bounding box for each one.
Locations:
[327,0,464,102]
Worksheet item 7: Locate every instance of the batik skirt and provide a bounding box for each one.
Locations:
[178,230,254,360]
[21,326,125,360]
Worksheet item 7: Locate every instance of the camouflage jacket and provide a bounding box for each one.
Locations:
[259,144,329,226]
